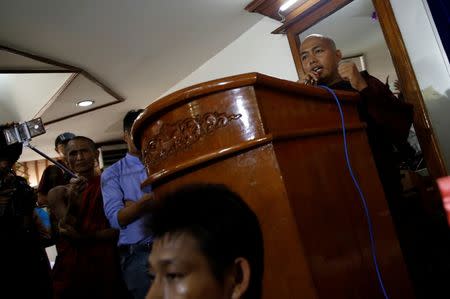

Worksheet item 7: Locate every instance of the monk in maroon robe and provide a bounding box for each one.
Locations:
[51,136,129,299]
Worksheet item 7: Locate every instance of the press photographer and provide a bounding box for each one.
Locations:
[0,123,53,299]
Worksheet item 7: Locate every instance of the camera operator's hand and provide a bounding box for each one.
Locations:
[68,176,88,195]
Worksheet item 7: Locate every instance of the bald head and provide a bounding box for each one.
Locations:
[302,34,337,50]
[299,34,342,85]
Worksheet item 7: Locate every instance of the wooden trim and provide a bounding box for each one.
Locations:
[132,72,360,144]
[273,0,352,34]
[142,136,273,187]
[245,0,268,12]
[287,32,304,79]
[0,69,76,73]
[245,0,270,12]
[371,0,447,178]
[34,160,39,182]
[285,0,323,22]
[245,0,284,20]
[245,0,324,22]
[0,45,81,72]
[80,70,125,102]
[34,73,79,119]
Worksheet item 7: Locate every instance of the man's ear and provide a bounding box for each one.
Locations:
[336,49,343,61]
[123,131,129,143]
[226,257,251,299]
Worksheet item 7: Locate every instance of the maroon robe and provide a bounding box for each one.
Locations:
[330,71,414,201]
[52,176,129,299]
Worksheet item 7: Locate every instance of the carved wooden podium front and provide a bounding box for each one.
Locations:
[133,73,414,299]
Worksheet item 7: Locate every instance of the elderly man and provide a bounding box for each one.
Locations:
[51,136,129,299]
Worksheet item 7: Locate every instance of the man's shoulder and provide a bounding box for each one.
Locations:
[101,157,126,178]
[360,70,384,85]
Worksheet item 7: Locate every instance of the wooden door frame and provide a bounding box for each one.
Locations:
[260,0,448,180]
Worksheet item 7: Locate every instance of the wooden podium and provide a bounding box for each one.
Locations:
[133,73,414,299]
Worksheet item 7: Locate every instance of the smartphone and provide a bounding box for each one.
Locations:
[2,118,46,145]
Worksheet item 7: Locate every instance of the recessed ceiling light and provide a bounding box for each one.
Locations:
[76,99,95,107]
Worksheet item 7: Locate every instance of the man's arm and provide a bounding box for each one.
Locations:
[101,165,155,228]
[101,166,126,229]
[117,193,155,227]
[358,74,413,142]
[338,62,413,142]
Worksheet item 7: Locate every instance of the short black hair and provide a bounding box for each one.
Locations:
[65,136,97,153]
[149,184,264,299]
[54,132,76,148]
[123,109,144,133]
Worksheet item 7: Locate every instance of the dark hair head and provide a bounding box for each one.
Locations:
[149,183,264,299]
[0,124,23,164]
[54,132,76,148]
[123,109,144,133]
[65,136,97,152]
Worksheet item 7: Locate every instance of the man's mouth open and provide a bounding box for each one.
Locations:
[311,66,323,74]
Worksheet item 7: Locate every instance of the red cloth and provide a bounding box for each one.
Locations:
[52,176,128,299]
[437,176,450,227]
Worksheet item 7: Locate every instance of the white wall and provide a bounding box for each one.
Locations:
[163,17,298,95]
[391,0,450,171]
[363,41,398,89]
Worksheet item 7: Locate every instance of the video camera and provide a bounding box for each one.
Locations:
[0,118,75,217]
[2,118,46,146]
[1,118,75,178]
[0,119,45,218]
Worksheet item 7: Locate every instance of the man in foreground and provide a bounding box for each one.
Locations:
[145,184,264,299]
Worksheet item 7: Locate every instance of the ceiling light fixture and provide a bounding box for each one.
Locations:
[76,99,95,107]
[280,0,300,12]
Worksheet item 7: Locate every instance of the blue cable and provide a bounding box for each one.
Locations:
[319,85,390,299]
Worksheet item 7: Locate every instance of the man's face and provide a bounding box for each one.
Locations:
[147,233,230,299]
[65,139,97,175]
[300,37,342,84]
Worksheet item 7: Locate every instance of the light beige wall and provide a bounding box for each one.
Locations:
[163,17,298,96]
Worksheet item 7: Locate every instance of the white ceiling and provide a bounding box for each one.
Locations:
[0,0,262,161]
[0,72,72,122]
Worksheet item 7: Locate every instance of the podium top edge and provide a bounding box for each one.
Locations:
[131,72,359,146]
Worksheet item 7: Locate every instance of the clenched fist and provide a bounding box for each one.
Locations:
[338,62,368,91]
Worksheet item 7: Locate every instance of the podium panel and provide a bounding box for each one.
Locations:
[133,73,414,299]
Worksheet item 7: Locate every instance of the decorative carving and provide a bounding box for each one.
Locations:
[143,112,242,167]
